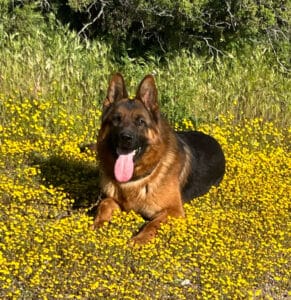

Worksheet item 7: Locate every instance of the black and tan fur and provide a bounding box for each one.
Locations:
[92,73,225,244]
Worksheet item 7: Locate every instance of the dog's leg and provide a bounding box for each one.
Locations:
[131,206,185,245]
[91,198,121,229]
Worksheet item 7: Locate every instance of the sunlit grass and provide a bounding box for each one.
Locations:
[0,94,290,299]
[1,23,290,127]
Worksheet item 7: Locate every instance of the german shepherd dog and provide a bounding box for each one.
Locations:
[92,73,225,245]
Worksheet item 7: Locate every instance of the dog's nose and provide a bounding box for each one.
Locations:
[119,131,134,148]
[120,132,133,143]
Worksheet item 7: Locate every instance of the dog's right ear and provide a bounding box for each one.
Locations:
[103,73,128,108]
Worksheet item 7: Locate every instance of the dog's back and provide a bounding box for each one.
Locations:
[177,131,225,202]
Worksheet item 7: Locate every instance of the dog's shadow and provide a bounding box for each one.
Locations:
[30,151,102,217]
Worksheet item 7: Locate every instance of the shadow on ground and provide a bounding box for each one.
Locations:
[30,152,102,216]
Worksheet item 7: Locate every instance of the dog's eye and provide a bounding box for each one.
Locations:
[136,117,146,128]
[111,114,122,126]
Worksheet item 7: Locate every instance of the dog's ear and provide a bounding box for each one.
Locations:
[104,73,128,107]
[136,75,159,114]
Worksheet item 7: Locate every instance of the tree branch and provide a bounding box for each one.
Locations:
[78,0,108,37]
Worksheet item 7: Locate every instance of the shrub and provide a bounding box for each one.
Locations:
[2,0,290,58]
[50,0,290,57]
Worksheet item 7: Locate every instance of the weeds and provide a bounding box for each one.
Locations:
[0,25,290,126]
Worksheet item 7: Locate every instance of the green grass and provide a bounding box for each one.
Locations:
[0,22,290,128]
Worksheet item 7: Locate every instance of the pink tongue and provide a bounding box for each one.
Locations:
[114,151,135,183]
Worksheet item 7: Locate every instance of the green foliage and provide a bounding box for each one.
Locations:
[45,0,290,58]
[68,0,93,11]
[0,1,289,127]
[0,14,115,113]
[0,16,290,127]
[0,2,44,39]
[3,0,289,57]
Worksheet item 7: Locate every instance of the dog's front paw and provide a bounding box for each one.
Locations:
[129,231,155,246]
[90,220,107,230]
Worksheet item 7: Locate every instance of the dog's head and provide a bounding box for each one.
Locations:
[98,73,162,183]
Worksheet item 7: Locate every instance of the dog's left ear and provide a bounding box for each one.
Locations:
[136,75,159,114]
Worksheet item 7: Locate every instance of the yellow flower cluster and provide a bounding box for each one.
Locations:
[0,95,290,299]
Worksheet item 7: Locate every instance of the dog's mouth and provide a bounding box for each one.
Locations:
[114,147,142,183]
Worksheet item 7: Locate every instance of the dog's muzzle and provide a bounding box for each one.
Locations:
[118,130,136,152]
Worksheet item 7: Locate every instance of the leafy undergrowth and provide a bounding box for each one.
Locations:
[0,96,290,299]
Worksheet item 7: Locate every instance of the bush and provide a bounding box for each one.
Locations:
[2,0,290,58]
[52,0,290,58]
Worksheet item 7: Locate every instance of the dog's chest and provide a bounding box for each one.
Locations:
[101,171,175,219]
[119,183,161,219]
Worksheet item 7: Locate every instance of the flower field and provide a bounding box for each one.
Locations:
[0,94,290,299]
